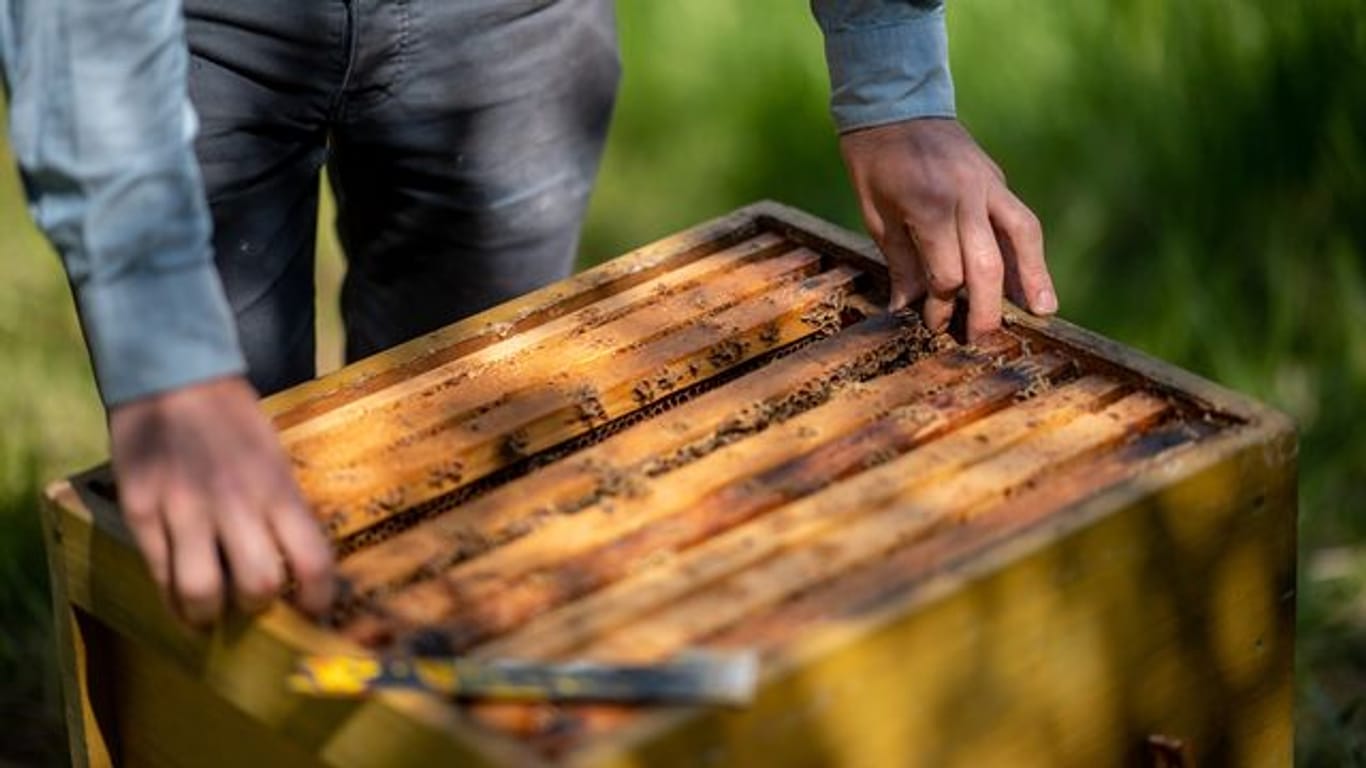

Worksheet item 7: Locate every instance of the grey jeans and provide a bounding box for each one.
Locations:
[184,0,620,395]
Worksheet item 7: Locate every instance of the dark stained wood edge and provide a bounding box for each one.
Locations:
[745,199,1295,436]
[747,200,888,272]
[1005,309,1292,430]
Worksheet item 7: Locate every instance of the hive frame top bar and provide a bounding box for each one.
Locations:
[46,200,1296,768]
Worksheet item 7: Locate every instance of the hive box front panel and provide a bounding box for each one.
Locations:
[45,202,1295,767]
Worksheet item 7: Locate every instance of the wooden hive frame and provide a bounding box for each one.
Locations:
[43,202,1297,767]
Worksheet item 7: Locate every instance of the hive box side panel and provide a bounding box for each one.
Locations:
[103,627,322,768]
[576,428,1296,768]
[41,490,115,768]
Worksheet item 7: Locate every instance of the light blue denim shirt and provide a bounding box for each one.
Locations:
[0,0,243,407]
[811,0,955,131]
[0,0,947,407]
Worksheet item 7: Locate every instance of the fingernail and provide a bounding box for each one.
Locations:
[1035,288,1058,314]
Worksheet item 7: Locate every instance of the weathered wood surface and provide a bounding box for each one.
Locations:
[474,362,1121,661]
[44,201,1296,767]
[355,348,1075,647]
[333,314,929,599]
[262,207,776,430]
[302,259,860,538]
[585,390,1172,662]
[282,234,790,448]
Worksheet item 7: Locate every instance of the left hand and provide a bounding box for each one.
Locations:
[839,117,1058,341]
[109,376,336,628]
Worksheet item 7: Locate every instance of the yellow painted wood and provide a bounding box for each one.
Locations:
[109,632,323,768]
[42,488,118,768]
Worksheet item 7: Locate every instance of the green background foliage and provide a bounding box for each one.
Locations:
[2,1,1362,764]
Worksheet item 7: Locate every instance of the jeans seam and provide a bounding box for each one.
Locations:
[396,0,409,90]
[328,0,359,122]
[335,0,406,119]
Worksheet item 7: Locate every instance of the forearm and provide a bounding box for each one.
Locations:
[810,0,956,132]
[3,0,244,405]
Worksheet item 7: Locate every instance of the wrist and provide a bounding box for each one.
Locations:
[108,374,257,419]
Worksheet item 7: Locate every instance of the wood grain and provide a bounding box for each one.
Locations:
[344,338,1043,646]
[334,315,948,599]
[282,235,795,456]
[586,390,1172,661]
[473,352,1076,660]
[307,263,861,538]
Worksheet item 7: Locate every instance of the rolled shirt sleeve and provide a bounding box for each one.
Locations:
[810,0,956,133]
[1,0,244,406]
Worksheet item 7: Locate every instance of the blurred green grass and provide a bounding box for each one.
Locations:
[2,1,1363,764]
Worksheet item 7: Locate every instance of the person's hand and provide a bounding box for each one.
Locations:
[839,117,1058,341]
[108,375,335,628]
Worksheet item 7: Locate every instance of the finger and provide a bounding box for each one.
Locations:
[989,188,1056,315]
[872,202,926,311]
[986,156,1007,183]
[920,290,957,336]
[909,211,963,333]
[164,496,224,628]
[269,497,336,617]
[122,498,173,608]
[857,192,888,245]
[215,499,285,615]
[958,198,1005,342]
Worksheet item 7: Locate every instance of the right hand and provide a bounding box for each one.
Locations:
[838,118,1057,341]
[108,375,335,628]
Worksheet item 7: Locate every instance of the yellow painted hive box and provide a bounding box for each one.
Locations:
[44,202,1297,767]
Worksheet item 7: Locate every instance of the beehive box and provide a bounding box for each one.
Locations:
[44,202,1296,767]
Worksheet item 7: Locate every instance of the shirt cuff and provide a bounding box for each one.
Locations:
[819,7,957,133]
[76,257,246,407]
